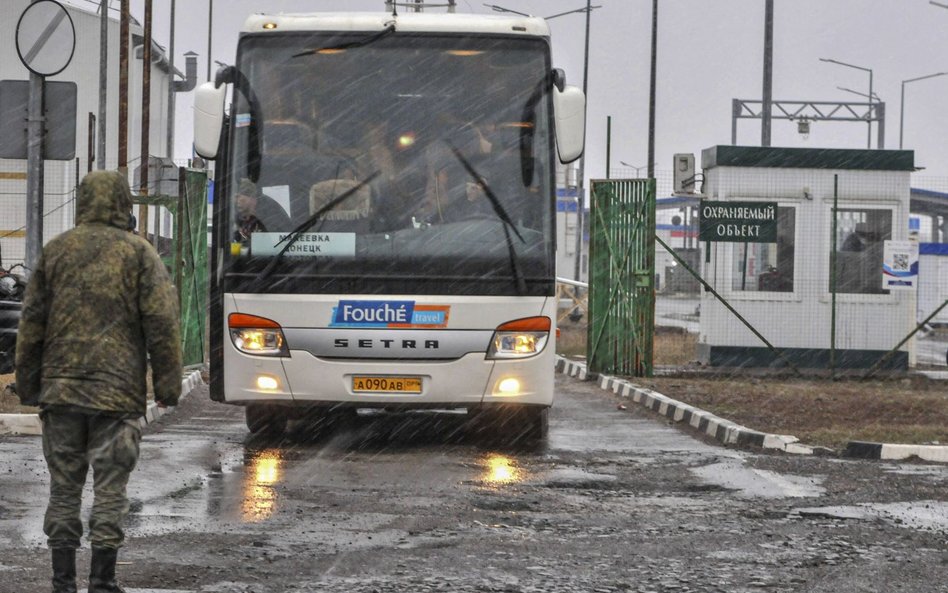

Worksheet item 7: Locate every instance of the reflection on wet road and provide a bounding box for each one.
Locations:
[241,449,282,522]
[482,453,522,486]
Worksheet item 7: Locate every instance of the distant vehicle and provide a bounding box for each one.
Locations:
[192,10,586,437]
[0,265,28,375]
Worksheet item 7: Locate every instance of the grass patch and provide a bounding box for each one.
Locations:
[556,322,697,367]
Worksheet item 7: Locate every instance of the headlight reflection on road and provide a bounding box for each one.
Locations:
[241,449,282,522]
[483,453,522,486]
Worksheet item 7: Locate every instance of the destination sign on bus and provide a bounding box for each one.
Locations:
[698,201,778,243]
[250,232,355,257]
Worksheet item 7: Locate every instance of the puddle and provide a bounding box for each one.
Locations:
[527,467,618,489]
[691,460,825,499]
[795,500,948,532]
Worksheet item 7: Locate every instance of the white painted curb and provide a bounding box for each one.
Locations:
[556,355,948,464]
[0,370,205,437]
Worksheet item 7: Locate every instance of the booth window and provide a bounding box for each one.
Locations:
[731,206,795,292]
[832,208,892,295]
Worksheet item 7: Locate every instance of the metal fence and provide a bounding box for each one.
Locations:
[557,170,948,377]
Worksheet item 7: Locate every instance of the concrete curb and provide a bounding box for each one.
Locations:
[844,441,948,463]
[0,370,205,437]
[556,356,814,457]
[556,356,948,464]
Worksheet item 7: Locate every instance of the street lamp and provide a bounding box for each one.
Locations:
[836,86,881,102]
[619,161,650,177]
[900,71,948,149]
[820,57,874,149]
[483,3,601,19]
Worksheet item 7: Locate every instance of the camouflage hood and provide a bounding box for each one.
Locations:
[76,171,133,229]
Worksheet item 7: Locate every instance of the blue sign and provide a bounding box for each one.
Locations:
[330,301,451,328]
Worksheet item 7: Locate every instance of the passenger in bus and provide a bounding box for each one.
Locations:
[421,118,497,224]
[233,178,292,243]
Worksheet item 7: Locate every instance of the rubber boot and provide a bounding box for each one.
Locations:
[50,548,77,593]
[88,547,126,593]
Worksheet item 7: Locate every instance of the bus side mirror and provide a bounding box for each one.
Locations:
[553,84,585,164]
[194,82,227,159]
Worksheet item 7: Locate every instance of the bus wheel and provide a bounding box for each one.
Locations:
[523,407,549,440]
[246,405,287,436]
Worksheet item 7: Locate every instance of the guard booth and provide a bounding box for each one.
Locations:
[696,146,915,369]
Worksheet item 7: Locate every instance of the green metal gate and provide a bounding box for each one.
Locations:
[176,169,208,366]
[587,178,656,376]
[132,168,208,367]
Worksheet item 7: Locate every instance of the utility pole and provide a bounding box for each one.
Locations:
[647,0,657,177]
[97,0,107,169]
[119,0,129,174]
[207,0,213,81]
[140,0,153,238]
[761,0,773,147]
[167,0,176,164]
[573,0,591,284]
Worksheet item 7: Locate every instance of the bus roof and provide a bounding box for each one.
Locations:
[242,12,550,38]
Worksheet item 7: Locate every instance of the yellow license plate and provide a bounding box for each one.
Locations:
[352,376,422,394]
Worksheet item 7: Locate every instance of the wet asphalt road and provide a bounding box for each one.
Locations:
[1,375,947,593]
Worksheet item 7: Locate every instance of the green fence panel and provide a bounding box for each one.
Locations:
[132,168,207,367]
[587,178,656,377]
[178,169,208,367]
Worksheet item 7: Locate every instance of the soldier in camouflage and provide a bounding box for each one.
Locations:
[16,170,183,593]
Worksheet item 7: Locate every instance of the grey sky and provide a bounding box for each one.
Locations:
[113,0,948,184]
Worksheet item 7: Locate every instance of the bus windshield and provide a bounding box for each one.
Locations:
[224,32,555,297]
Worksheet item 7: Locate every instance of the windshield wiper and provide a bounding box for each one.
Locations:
[291,24,396,58]
[449,146,527,295]
[252,172,380,288]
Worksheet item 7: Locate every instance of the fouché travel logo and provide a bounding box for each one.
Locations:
[330,301,450,328]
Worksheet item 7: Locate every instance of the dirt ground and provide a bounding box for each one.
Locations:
[557,324,948,450]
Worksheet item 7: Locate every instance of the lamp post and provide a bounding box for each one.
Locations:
[820,58,874,149]
[900,71,948,149]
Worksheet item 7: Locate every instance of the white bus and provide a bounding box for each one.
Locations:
[193,10,585,438]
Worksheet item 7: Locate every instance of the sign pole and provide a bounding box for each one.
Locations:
[16,0,76,277]
[25,70,45,278]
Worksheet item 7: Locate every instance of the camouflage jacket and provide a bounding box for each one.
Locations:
[15,171,183,415]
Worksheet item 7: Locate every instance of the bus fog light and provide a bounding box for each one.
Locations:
[496,378,521,395]
[256,375,280,391]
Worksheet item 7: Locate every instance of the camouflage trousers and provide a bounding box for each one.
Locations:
[41,411,142,550]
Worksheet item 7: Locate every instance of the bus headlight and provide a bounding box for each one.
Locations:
[486,317,551,360]
[229,313,289,357]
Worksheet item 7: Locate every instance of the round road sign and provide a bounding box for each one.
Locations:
[16,0,76,77]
